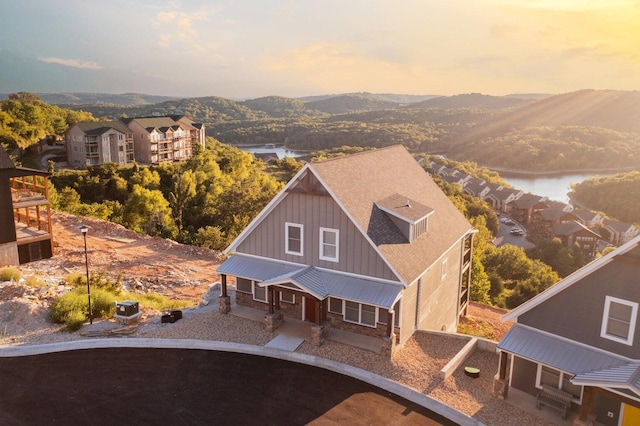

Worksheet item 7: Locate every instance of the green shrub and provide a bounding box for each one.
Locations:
[51,287,117,330]
[91,288,116,319]
[0,267,21,282]
[64,310,86,331]
[64,271,122,294]
[121,291,190,312]
[63,272,85,286]
[24,275,46,288]
[51,289,88,327]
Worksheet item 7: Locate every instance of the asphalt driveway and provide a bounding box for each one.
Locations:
[0,347,454,425]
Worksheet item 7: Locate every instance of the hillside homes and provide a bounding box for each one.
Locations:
[429,161,638,255]
[216,146,476,353]
[0,148,54,266]
[495,235,640,425]
[65,115,205,167]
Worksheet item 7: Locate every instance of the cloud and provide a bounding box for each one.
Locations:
[154,6,220,52]
[37,57,102,70]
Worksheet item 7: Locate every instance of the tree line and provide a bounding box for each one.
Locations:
[569,171,640,225]
[51,141,291,250]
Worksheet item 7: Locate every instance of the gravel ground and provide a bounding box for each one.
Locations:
[0,287,556,426]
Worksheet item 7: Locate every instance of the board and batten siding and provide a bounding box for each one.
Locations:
[519,255,640,359]
[416,242,463,333]
[236,191,398,281]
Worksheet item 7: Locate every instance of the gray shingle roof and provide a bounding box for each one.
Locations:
[75,121,132,135]
[310,145,474,284]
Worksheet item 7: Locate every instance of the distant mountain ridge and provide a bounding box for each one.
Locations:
[0,92,179,106]
[7,88,640,173]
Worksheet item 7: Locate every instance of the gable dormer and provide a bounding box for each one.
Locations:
[375,193,434,242]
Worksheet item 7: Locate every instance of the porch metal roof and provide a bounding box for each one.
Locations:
[216,254,303,281]
[499,324,640,395]
[498,325,629,375]
[217,254,403,308]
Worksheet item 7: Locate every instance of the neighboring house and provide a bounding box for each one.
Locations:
[484,185,522,213]
[508,194,548,226]
[551,221,601,258]
[0,148,53,266]
[462,177,491,199]
[603,219,639,246]
[216,146,476,352]
[65,121,135,167]
[122,115,205,165]
[495,235,640,425]
[573,208,603,229]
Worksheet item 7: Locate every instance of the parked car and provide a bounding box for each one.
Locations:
[505,219,515,225]
[510,228,524,236]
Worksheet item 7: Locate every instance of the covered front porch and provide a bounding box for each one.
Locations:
[229,302,387,353]
[216,254,403,353]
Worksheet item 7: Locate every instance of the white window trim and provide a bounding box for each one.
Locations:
[343,300,378,328]
[253,281,267,303]
[285,222,304,256]
[319,227,339,262]
[236,277,252,294]
[279,291,295,304]
[441,258,448,280]
[328,297,343,314]
[601,296,638,346]
[535,364,583,404]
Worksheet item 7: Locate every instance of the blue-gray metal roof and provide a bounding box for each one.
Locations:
[498,325,629,376]
[216,254,302,281]
[218,254,402,308]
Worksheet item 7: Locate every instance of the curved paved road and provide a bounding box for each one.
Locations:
[0,347,456,425]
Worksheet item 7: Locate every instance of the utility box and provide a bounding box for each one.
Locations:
[115,300,140,324]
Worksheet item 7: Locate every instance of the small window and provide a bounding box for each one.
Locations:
[329,297,343,314]
[319,228,339,262]
[280,291,295,304]
[441,258,448,280]
[254,284,267,302]
[236,277,252,293]
[285,223,303,256]
[361,304,376,326]
[345,301,359,323]
[344,301,377,328]
[601,296,638,345]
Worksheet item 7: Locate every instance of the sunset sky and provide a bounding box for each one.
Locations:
[1,0,639,99]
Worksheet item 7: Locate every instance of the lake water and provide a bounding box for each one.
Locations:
[239,145,614,203]
[500,172,615,203]
[239,145,305,158]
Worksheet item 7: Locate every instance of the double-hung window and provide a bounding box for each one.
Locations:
[285,223,303,256]
[601,296,638,345]
[236,277,267,302]
[344,301,376,327]
[319,227,339,262]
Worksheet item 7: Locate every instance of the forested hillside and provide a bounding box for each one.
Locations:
[569,171,640,225]
[50,89,640,174]
[0,92,94,151]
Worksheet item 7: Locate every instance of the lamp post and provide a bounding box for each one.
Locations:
[79,225,92,324]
